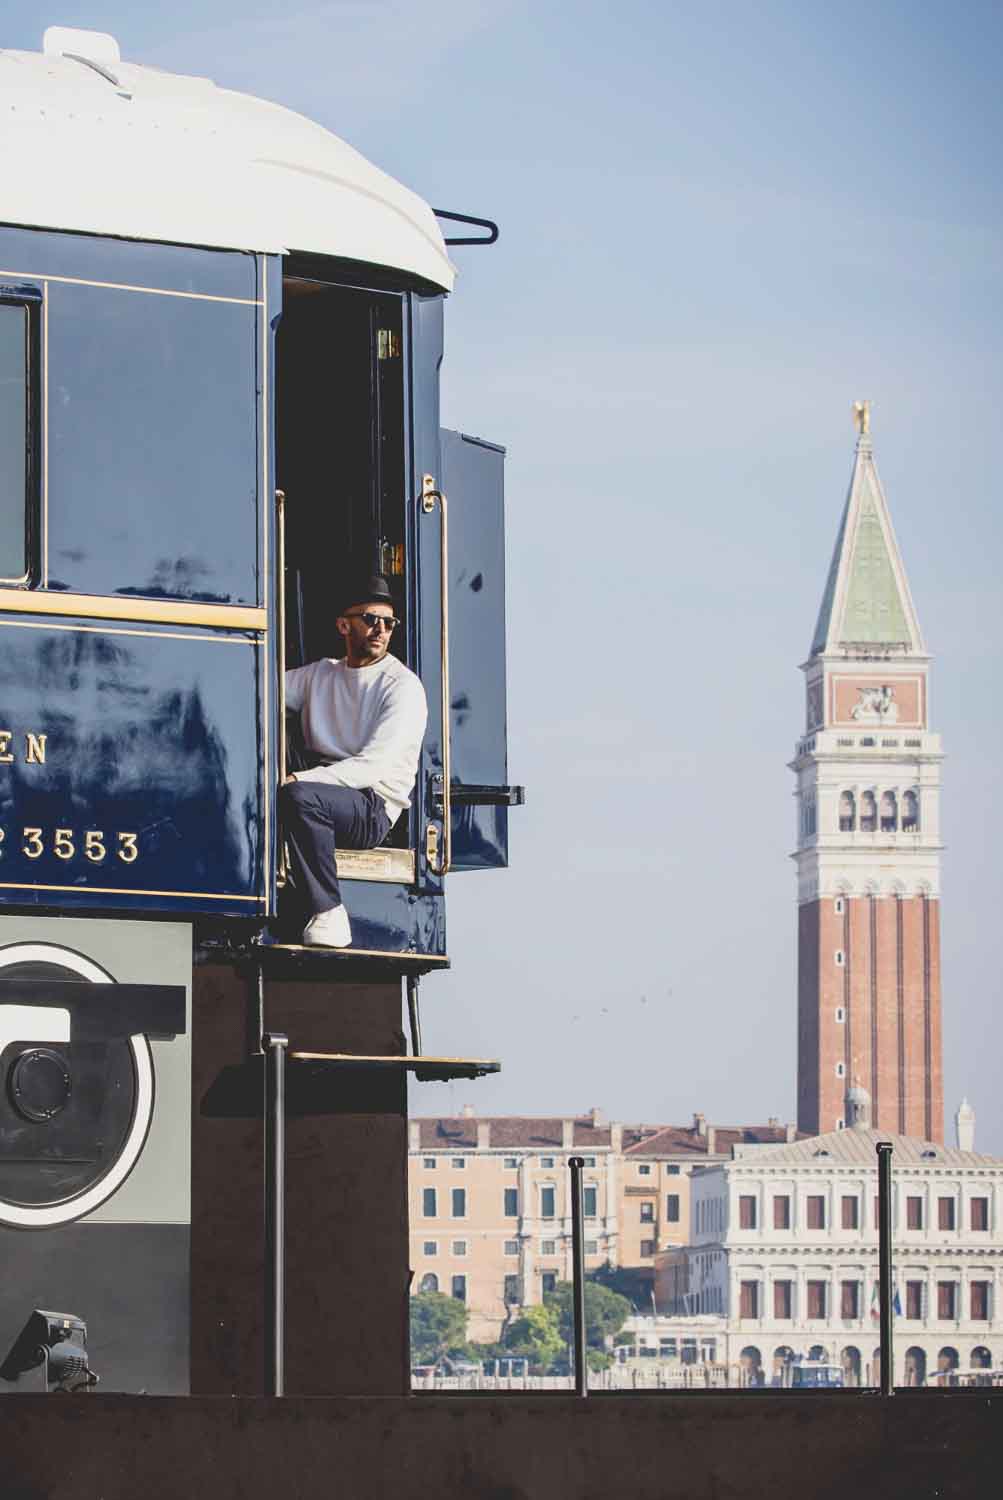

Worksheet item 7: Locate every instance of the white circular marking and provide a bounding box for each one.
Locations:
[0,941,154,1229]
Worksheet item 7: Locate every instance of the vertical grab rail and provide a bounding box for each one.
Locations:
[876,1140,894,1396]
[421,475,451,877]
[275,490,288,886]
[263,1031,288,1397]
[568,1156,588,1397]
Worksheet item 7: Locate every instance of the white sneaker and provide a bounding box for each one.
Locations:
[302,905,353,948]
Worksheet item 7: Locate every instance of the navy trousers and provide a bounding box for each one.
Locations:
[279,779,391,916]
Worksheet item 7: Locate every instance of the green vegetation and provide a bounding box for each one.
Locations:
[409,1291,469,1365]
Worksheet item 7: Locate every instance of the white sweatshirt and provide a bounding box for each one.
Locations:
[285,655,428,823]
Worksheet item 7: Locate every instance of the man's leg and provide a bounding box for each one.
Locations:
[279,780,390,918]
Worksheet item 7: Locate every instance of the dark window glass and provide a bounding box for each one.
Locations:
[503,1274,520,1305]
[906,1282,923,1320]
[451,1275,466,1302]
[806,1196,825,1229]
[541,1272,557,1295]
[47,281,259,603]
[639,1239,655,1257]
[666,1194,680,1223]
[971,1197,989,1231]
[540,1186,555,1219]
[773,1195,791,1229]
[807,1281,826,1318]
[841,1196,859,1230]
[937,1197,956,1231]
[583,1186,597,1218]
[640,1201,655,1223]
[0,301,29,580]
[907,1196,923,1229]
[840,1281,860,1319]
[451,1188,466,1218]
[503,1187,519,1217]
[422,1187,436,1217]
[774,1281,792,1319]
[739,1195,757,1229]
[971,1282,989,1320]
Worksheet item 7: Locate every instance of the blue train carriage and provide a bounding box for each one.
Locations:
[0,26,518,1400]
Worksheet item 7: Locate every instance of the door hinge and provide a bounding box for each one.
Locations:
[425,823,440,867]
[377,329,401,360]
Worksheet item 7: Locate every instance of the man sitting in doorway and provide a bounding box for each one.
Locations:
[280,574,427,947]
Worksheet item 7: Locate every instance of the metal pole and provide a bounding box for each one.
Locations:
[406,974,422,1056]
[876,1141,894,1396]
[568,1155,588,1397]
[263,1032,288,1397]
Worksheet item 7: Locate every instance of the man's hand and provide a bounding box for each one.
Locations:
[281,774,298,786]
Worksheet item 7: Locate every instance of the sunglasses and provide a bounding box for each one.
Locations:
[345,611,399,632]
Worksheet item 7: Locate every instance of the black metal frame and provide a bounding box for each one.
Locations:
[432,210,499,247]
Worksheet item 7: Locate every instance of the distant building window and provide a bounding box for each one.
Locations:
[504,1274,520,1305]
[423,1157,436,1169]
[638,1164,652,1176]
[834,951,845,968]
[422,1241,438,1256]
[504,1187,519,1217]
[840,1281,860,1319]
[419,1273,438,1293]
[834,896,846,915]
[906,1282,923,1320]
[860,791,877,832]
[739,1281,759,1319]
[541,1272,557,1295]
[937,1282,957,1320]
[582,1157,596,1167]
[451,1188,466,1218]
[503,1239,519,1256]
[503,1157,519,1169]
[452,1240,467,1256]
[667,1165,681,1176]
[971,1282,990,1321]
[452,1157,466,1169]
[585,1240,598,1254]
[773,1195,791,1230]
[902,789,919,832]
[838,794,855,834]
[583,1186,598,1218]
[835,1006,846,1024]
[451,1275,466,1303]
[907,1196,923,1230]
[806,1196,825,1230]
[835,1061,845,1078]
[666,1194,680,1223]
[807,1281,827,1319]
[773,1281,792,1319]
[880,791,898,833]
[422,1188,437,1218]
[971,1197,989,1232]
[540,1157,555,1168]
[541,1239,556,1255]
[841,1196,859,1230]
[640,1201,655,1223]
[739,1195,757,1229]
[540,1186,556,1219]
[639,1239,656,1258]
[937,1197,956,1231]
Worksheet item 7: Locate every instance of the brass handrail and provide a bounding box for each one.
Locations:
[422,474,450,877]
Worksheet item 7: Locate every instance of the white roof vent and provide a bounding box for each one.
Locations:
[42,26,121,64]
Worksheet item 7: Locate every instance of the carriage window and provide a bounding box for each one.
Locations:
[0,301,32,583]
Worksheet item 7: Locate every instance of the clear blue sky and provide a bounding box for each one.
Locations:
[7,3,1002,1145]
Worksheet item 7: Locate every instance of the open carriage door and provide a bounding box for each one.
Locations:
[439,428,523,871]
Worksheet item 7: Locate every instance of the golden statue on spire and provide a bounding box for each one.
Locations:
[853,399,871,436]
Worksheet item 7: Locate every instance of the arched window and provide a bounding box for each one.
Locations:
[971,1346,992,1370]
[808,1344,827,1363]
[419,1273,439,1293]
[739,1347,763,1387]
[841,1346,862,1388]
[902,790,920,832]
[839,791,856,832]
[905,1347,927,1387]
[860,791,877,832]
[880,791,897,832]
[936,1347,959,1385]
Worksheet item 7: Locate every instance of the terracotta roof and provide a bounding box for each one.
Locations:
[412,1116,797,1155]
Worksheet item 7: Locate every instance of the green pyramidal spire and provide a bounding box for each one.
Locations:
[810,408,924,657]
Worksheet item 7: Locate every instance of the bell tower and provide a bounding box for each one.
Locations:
[792,405,944,1140]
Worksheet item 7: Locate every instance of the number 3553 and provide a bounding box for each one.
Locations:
[0,829,139,863]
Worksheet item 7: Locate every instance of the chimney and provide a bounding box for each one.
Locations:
[408,1121,420,1152]
[562,1119,574,1149]
[767,1116,779,1128]
[705,1126,716,1155]
[610,1123,623,1153]
[693,1112,706,1137]
[785,1123,797,1143]
[462,1103,475,1119]
[477,1120,491,1151]
[955,1098,976,1152]
[590,1107,607,1129]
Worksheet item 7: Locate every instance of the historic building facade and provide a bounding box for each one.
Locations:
[792,405,944,1138]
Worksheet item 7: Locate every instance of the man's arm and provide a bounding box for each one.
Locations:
[284,663,316,714]
[292,677,428,790]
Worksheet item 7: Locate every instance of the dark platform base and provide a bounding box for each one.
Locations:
[0,1392,999,1500]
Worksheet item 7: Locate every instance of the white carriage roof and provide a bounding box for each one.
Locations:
[0,28,455,290]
